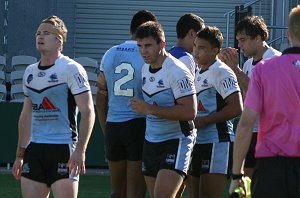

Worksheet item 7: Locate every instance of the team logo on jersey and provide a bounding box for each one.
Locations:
[74,73,88,88]
[178,77,193,93]
[32,97,59,112]
[149,77,155,82]
[157,79,164,88]
[197,76,201,82]
[48,73,58,83]
[202,79,208,87]
[57,163,68,175]
[27,74,33,84]
[220,77,237,93]
[37,71,46,77]
[165,154,176,165]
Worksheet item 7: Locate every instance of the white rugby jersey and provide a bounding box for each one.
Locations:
[195,59,240,144]
[23,54,90,144]
[142,54,196,142]
[100,40,145,122]
[242,46,281,133]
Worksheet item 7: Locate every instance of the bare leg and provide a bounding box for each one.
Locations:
[144,176,156,198]
[21,177,50,198]
[199,173,227,198]
[108,160,127,198]
[51,178,78,198]
[127,160,146,198]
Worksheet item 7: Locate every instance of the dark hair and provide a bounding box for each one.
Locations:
[176,13,205,39]
[236,16,269,41]
[130,10,157,35]
[135,21,165,44]
[196,26,223,50]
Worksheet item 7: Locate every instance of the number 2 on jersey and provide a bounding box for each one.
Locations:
[114,63,134,96]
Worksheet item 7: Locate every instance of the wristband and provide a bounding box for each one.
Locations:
[231,173,244,180]
[16,146,26,158]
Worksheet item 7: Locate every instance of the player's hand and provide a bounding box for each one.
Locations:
[130,98,151,115]
[12,157,23,180]
[67,150,86,176]
[219,47,239,69]
[229,177,247,198]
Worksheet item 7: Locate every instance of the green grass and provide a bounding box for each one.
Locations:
[0,172,229,198]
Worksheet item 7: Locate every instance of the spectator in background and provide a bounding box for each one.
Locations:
[229,5,300,197]
[96,10,157,198]
[219,15,281,178]
[131,21,197,198]
[191,26,243,198]
[12,15,95,198]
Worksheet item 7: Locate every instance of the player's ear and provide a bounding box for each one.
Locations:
[160,41,166,48]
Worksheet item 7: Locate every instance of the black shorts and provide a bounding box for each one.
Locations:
[105,118,145,161]
[142,135,195,179]
[22,142,77,187]
[252,157,300,198]
[190,142,233,177]
[244,133,257,168]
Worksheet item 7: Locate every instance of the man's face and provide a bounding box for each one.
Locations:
[137,36,163,65]
[193,37,218,67]
[35,23,61,53]
[236,31,258,57]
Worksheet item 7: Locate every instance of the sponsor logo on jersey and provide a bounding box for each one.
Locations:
[165,154,176,164]
[37,71,46,77]
[27,74,33,84]
[157,79,164,88]
[74,73,88,88]
[32,97,59,112]
[177,77,192,93]
[48,73,58,83]
[198,100,207,112]
[220,77,237,93]
[149,77,155,82]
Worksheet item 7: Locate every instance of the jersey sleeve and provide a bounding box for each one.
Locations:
[214,67,240,99]
[170,66,196,99]
[67,63,90,95]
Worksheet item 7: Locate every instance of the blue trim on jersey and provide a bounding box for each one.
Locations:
[169,46,190,59]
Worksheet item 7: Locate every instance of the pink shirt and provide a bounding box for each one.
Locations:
[244,48,300,157]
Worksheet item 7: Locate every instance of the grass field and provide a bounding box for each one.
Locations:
[0,171,229,198]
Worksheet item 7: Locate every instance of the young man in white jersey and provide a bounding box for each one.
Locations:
[96,10,157,198]
[229,5,300,197]
[219,16,281,178]
[131,21,197,198]
[191,26,243,198]
[12,16,95,198]
[169,13,205,77]
[169,13,205,198]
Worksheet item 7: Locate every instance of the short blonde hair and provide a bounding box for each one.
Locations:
[41,15,68,42]
[288,5,300,41]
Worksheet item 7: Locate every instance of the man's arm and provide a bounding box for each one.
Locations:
[95,72,108,134]
[130,94,197,121]
[219,48,250,96]
[12,97,32,180]
[229,107,258,195]
[68,91,95,175]
[194,92,243,128]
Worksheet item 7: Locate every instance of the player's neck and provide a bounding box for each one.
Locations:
[253,42,269,62]
[40,51,61,66]
[150,49,168,69]
[177,39,192,53]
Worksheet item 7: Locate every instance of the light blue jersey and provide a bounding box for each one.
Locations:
[100,40,145,122]
[23,55,90,144]
[195,59,240,144]
[142,55,197,142]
